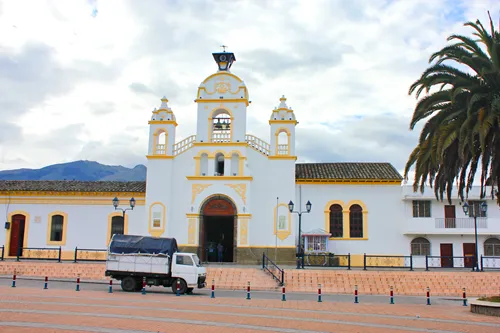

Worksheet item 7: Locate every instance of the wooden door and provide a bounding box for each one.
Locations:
[463,243,476,268]
[440,243,453,267]
[444,205,456,228]
[9,215,26,257]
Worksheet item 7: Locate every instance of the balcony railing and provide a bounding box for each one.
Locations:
[245,135,270,156]
[434,218,487,229]
[173,135,196,155]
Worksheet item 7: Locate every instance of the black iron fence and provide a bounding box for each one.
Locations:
[364,254,413,270]
[302,253,351,269]
[262,252,284,285]
[424,255,476,271]
[0,246,107,262]
[481,255,500,271]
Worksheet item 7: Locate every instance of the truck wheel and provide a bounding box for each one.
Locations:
[171,279,187,294]
[134,280,143,291]
[121,277,136,292]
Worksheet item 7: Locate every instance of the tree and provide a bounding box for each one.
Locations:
[404,12,500,206]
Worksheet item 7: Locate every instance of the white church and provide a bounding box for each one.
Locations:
[1,51,499,268]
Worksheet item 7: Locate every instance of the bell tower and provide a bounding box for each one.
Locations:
[147,96,177,156]
[195,49,249,143]
[269,96,297,157]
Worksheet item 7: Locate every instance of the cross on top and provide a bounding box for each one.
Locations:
[220,45,228,52]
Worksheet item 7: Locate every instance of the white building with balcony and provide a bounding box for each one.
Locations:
[0,50,499,267]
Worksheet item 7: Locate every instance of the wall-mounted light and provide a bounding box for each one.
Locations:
[4,222,10,230]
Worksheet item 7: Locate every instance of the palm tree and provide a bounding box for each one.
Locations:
[404,12,500,206]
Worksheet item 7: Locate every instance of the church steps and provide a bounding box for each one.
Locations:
[0,262,498,296]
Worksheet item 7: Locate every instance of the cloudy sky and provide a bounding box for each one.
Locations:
[0,0,498,179]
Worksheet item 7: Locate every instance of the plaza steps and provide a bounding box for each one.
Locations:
[284,270,500,297]
[0,262,498,296]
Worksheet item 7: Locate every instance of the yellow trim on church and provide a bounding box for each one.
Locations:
[187,176,252,181]
[5,210,30,258]
[106,212,129,245]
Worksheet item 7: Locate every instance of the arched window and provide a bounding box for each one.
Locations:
[155,131,167,155]
[277,131,289,155]
[199,153,208,175]
[231,152,239,176]
[484,238,500,256]
[411,237,430,256]
[214,153,225,176]
[349,204,363,238]
[211,110,231,142]
[50,215,64,242]
[329,204,343,238]
[110,216,124,239]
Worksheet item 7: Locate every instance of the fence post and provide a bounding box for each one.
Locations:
[425,255,429,271]
[410,255,413,271]
[16,246,21,262]
[262,252,265,269]
[74,247,78,263]
[1,245,3,261]
[363,253,367,270]
[281,269,284,286]
[347,253,351,270]
[58,246,62,262]
[480,255,484,272]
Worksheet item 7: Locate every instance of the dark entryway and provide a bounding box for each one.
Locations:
[199,195,237,263]
[440,243,453,268]
[204,216,234,262]
[9,214,26,257]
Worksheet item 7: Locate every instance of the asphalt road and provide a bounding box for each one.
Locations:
[0,276,465,306]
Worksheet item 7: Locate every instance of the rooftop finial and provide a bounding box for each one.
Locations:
[220,44,228,52]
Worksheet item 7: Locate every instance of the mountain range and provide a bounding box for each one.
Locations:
[0,161,147,181]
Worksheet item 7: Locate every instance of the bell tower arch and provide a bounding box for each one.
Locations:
[195,50,249,143]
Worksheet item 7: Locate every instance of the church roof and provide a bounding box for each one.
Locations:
[0,180,146,193]
[295,163,403,181]
[0,163,402,193]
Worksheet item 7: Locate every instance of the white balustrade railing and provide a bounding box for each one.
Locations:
[434,218,488,229]
[277,144,289,155]
[155,144,166,155]
[173,135,196,155]
[212,132,231,143]
[245,135,270,156]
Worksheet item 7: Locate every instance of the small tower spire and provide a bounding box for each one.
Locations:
[212,46,236,71]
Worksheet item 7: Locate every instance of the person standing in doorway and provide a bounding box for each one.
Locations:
[217,243,224,263]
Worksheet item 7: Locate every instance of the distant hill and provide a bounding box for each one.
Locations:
[0,160,147,181]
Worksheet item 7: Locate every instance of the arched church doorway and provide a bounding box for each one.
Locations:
[199,195,237,263]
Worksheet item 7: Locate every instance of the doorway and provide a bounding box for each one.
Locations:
[199,195,237,263]
[444,205,456,228]
[9,214,26,257]
[463,243,476,268]
[440,243,454,268]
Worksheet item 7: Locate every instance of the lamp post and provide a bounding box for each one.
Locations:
[288,200,312,269]
[462,201,487,272]
[112,197,136,218]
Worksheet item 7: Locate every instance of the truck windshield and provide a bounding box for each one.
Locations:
[192,254,202,267]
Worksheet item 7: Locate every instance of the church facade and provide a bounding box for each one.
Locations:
[1,51,499,266]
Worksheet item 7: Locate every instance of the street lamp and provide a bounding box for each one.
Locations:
[462,201,487,272]
[112,197,136,217]
[288,200,312,269]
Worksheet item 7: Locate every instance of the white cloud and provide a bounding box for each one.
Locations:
[0,0,498,179]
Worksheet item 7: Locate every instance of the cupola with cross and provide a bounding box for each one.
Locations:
[147,96,177,157]
[269,95,297,156]
[195,47,249,144]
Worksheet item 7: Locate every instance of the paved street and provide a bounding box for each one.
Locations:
[1,279,500,332]
[1,276,464,305]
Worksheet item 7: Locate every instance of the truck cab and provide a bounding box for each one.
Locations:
[171,252,206,291]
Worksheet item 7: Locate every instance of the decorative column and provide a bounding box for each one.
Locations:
[186,213,199,245]
[238,214,251,246]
